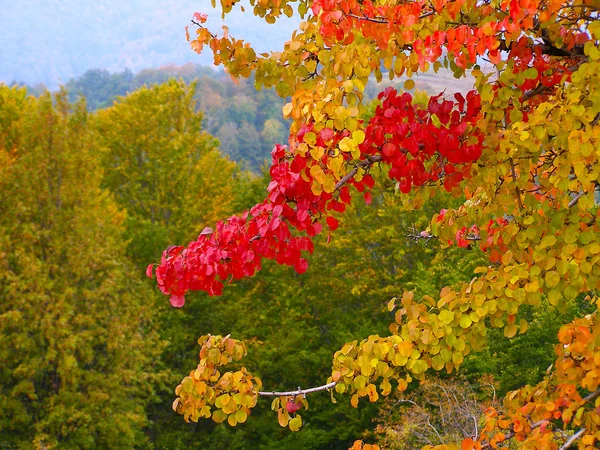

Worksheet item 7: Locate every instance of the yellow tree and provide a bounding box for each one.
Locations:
[148,1,599,448]
[94,79,244,267]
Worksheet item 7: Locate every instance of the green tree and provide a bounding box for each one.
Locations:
[0,86,162,449]
[66,68,135,110]
[93,79,265,448]
[261,118,287,150]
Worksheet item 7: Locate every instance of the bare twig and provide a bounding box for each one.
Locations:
[347,13,388,24]
[583,387,600,403]
[406,227,481,245]
[258,381,337,397]
[523,57,588,102]
[406,227,437,244]
[347,9,435,24]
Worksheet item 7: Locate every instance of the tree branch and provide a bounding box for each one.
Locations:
[583,387,600,403]
[523,57,588,101]
[334,155,383,191]
[347,9,435,24]
[480,420,545,449]
[568,191,585,208]
[559,428,586,450]
[258,381,337,397]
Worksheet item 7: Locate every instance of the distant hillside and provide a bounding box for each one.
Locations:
[48,62,476,170]
[1,0,299,88]
[57,64,290,170]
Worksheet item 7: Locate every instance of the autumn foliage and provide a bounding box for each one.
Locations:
[149,0,600,447]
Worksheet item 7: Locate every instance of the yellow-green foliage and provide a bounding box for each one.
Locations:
[0,86,164,449]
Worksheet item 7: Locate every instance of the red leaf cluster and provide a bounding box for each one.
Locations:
[150,88,487,305]
[361,88,484,193]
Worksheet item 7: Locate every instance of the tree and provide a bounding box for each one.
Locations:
[93,79,242,267]
[66,68,135,110]
[371,377,497,449]
[149,2,600,448]
[0,86,163,449]
[92,79,266,448]
[166,181,478,449]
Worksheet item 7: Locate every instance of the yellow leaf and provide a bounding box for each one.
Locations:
[311,180,322,195]
[289,416,302,431]
[459,315,472,328]
[338,137,354,153]
[439,310,455,325]
[227,414,238,426]
[322,175,336,193]
[282,102,293,118]
[504,324,517,338]
[277,409,289,427]
[352,130,366,145]
[387,298,396,312]
[353,78,365,91]
[289,40,302,51]
[235,409,248,423]
[545,271,560,288]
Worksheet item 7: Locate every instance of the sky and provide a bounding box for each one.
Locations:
[0,0,300,88]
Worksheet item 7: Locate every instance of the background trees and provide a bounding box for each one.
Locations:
[64,65,290,170]
[93,79,243,266]
[0,87,163,448]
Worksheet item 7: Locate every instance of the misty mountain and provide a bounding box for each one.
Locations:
[1,0,300,88]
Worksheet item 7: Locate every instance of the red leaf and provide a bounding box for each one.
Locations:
[193,12,208,23]
[200,227,214,236]
[319,127,334,141]
[326,216,339,231]
[286,401,302,414]
[146,263,154,279]
[399,179,411,193]
[340,186,351,203]
[294,258,308,274]
[170,295,186,308]
[364,191,372,204]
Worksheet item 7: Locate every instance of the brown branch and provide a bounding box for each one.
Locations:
[258,381,337,396]
[347,9,435,24]
[568,191,585,208]
[334,155,383,190]
[559,428,587,450]
[523,83,551,102]
[508,158,524,211]
[406,228,481,245]
[241,155,383,243]
[523,57,588,102]
[347,13,387,24]
[480,420,546,449]
[583,387,600,403]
